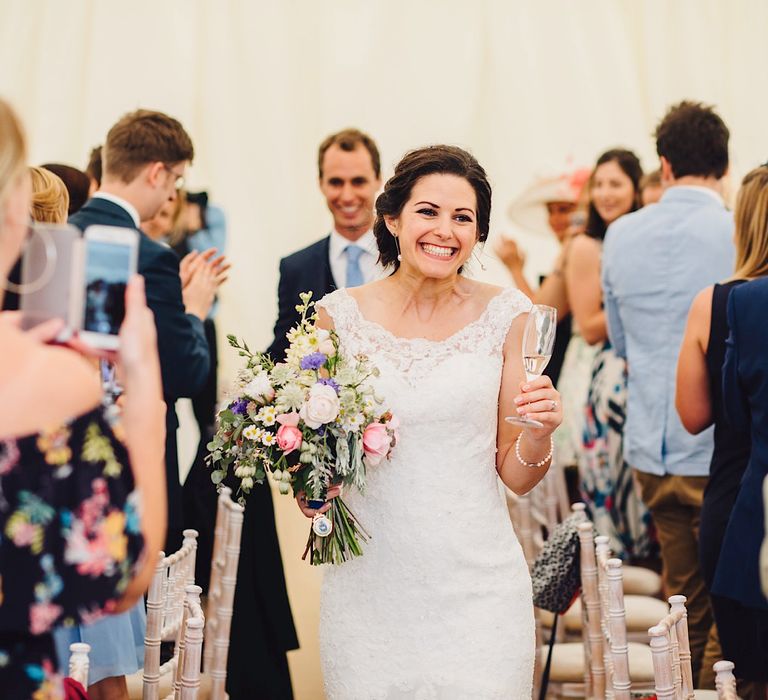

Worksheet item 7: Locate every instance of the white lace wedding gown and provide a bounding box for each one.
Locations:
[317,287,535,700]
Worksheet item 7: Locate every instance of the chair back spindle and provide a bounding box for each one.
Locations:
[68,642,91,688]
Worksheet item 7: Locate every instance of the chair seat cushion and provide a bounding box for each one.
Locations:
[542,641,655,683]
[540,594,668,632]
[622,565,662,596]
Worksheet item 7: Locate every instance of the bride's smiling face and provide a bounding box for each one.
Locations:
[386,173,478,279]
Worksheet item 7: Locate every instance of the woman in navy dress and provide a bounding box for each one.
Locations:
[677,166,768,687]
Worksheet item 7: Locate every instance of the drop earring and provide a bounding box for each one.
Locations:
[473,241,487,272]
[393,233,402,262]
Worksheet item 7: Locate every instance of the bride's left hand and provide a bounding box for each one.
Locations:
[513,375,563,439]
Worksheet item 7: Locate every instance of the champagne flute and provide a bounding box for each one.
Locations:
[505,304,557,428]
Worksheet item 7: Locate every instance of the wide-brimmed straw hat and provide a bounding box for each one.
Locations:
[506,168,590,238]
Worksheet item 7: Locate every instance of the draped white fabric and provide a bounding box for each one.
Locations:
[2,2,766,695]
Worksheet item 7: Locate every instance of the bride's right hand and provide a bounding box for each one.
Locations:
[296,485,341,518]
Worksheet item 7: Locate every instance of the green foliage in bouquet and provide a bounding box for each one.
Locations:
[206,292,398,565]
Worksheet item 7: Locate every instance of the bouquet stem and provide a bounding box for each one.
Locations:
[303,497,370,566]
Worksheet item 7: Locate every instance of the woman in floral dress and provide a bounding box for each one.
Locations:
[0,98,166,698]
[565,149,656,560]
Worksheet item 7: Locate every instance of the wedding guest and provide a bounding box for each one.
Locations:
[267,127,384,361]
[29,166,69,223]
[602,101,734,684]
[677,165,768,694]
[144,192,230,592]
[65,109,212,698]
[640,169,663,206]
[40,163,91,215]
[495,167,589,387]
[563,149,655,562]
[172,191,230,591]
[714,276,768,696]
[227,127,384,700]
[86,145,102,196]
[0,97,165,700]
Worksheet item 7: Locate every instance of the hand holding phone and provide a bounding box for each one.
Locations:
[79,226,139,350]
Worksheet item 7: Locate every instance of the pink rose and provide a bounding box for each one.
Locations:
[276,413,303,454]
[277,425,303,454]
[362,422,391,467]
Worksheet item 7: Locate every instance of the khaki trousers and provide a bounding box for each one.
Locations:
[633,470,714,686]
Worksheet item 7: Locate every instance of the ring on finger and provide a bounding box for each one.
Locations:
[550,400,558,411]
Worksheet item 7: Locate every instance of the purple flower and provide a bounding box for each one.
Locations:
[300,352,327,371]
[230,398,248,415]
[318,378,340,394]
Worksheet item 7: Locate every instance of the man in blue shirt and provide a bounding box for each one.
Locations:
[602,101,734,684]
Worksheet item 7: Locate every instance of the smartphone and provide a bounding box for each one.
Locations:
[20,223,84,339]
[79,226,139,350]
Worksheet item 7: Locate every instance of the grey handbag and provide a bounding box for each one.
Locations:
[530,509,586,613]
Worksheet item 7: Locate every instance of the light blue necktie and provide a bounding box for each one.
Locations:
[345,244,365,287]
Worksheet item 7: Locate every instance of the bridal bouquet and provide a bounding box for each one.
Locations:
[206,292,398,565]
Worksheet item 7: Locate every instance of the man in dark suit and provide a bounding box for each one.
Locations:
[225,129,383,699]
[267,128,383,360]
[70,109,212,554]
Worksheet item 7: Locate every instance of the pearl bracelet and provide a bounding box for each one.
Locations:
[515,432,553,468]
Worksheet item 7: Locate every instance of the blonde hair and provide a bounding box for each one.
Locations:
[29,166,69,223]
[732,166,768,280]
[0,99,27,215]
[167,190,188,245]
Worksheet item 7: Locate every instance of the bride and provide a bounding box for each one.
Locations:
[297,145,562,699]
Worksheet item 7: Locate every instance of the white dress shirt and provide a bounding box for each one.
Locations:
[328,228,386,287]
[91,191,141,228]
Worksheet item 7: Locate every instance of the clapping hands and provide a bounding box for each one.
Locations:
[180,247,231,320]
[494,237,526,273]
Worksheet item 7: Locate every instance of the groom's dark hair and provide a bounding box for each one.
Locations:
[374,145,491,270]
[104,109,194,184]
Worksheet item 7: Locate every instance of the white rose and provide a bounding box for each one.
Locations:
[316,329,336,356]
[299,383,341,429]
[243,373,275,404]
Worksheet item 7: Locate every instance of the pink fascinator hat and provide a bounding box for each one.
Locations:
[506,167,590,238]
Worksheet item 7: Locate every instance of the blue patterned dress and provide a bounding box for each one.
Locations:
[580,342,657,560]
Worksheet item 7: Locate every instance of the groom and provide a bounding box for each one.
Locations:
[267,128,384,360]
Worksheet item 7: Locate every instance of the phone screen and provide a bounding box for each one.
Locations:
[83,239,131,336]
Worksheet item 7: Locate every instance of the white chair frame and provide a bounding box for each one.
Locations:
[203,486,245,699]
[142,529,199,700]
[68,642,91,688]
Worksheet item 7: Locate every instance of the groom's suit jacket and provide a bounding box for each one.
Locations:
[267,235,337,361]
[70,197,210,547]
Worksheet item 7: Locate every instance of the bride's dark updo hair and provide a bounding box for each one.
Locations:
[374,145,492,270]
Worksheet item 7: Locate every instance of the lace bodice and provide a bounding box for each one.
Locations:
[316,287,535,700]
[318,286,531,383]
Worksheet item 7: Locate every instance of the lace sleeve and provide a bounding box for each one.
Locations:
[315,289,358,334]
[479,287,533,355]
